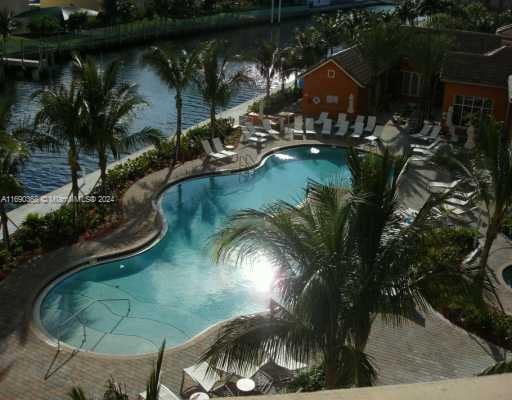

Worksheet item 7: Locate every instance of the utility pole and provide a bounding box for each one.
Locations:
[271,0,275,24]
[278,0,282,23]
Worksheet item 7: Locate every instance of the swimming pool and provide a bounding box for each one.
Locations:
[37,146,352,355]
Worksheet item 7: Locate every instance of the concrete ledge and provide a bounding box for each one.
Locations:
[242,374,512,400]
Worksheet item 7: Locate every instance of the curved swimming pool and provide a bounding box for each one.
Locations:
[37,146,352,355]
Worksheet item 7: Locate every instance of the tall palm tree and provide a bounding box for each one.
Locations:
[0,8,17,46]
[406,31,452,123]
[202,149,451,389]
[293,26,327,70]
[143,46,201,166]
[73,54,162,190]
[439,118,512,291]
[0,97,29,250]
[32,82,86,225]
[195,41,251,139]
[395,0,419,25]
[254,42,279,98]
[314,14,342,55]
[69,341,165,400]
[355,18,405,114]
[417,0,450,17]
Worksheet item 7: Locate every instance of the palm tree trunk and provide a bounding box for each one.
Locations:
[324,363,338,390]
[174,92,183,167]
[0,202,10,250]
[478,217,500,292]
[98,150,108,192]
[68,148,81,230]
[266,76,271,98]
[210,103,217,140]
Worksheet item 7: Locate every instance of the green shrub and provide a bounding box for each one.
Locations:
[503,214,512,239]
[249,87,302,115]
[27,16,61,37]
[287,366,326,393]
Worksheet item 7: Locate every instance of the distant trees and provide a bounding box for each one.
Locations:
[101,0,138,24]
[27,17,60,37]
[0,8,17,44]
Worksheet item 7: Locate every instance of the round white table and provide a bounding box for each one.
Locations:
[189,392,210,400]
[225,145,235,150]
[236,378,256,393]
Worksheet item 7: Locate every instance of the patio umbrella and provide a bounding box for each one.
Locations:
[259,100,265,124]
[347,94,355,114]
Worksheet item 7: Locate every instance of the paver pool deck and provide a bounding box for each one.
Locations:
[1,132,511,400]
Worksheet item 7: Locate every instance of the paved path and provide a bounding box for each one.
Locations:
[0,133,511,400]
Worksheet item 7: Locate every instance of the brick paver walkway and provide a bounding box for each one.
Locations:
[0,134,511,400]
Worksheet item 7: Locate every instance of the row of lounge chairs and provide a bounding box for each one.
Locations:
[289,114,380,140]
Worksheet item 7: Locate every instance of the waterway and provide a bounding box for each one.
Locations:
[4,5,394,198]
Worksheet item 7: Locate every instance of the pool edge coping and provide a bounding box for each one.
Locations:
[29,142,353,360]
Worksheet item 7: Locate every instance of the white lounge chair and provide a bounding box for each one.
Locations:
[248,124,270,139]
[365,125,384,143]
[442,204,477,216]
[263,119,279,136]
[411,123,432,139]
[364,116,377,133]
[305,118,316,136]
[201,139,230,161]
[335,120,350,137]
[212,137,238,159]
[315,112,329,126]
[445,197,472,207]
[412,138,442,151]
[335,113,347,127]
[290,115,304,138]
[428,179,462,193]
[352,121,365,138]
[427,125,442,141]
[138,384,180,400]
[354,115,365,125]
[321,119,332,136]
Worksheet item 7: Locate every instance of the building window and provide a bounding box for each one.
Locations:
[327,69,336,79]
[401,71,422,97]
[452,95,494,126]
[326,95,338,104]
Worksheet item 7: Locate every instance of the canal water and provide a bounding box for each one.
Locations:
[5,5,393,198]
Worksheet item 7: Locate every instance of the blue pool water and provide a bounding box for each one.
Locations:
[38,146,351,355]
[503,266,512,288]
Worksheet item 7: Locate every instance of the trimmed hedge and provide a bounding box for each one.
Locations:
[249,87,302,115]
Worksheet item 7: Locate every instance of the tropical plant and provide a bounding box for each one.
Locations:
[73,54,162,190]
[31,82,86,226]
[394,0,419,25]
[417,0,450,17]
[195,41,251,138]
[0,8,17,44]
[143,46,201,166]
[435,117,512,293]
[201,149,459,389]
[314,14,343,55]
[0,97,30,250]
[69,341,165,400]
[406,31,453,123]
[254,42,279,98]
[479,361,512,376]
[354,18,405,113]
[293,26,327,69]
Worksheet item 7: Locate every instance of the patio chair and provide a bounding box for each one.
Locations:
[354,115,365,125]
[335,120,350,137]
[364,116,377,133]
[248,124,270,139]
[412,137,442,150]
[351,121,365,138]
[410,123,432,139]
[315,112,329,126]
[426,125,442,141]
[263,119,280,136]
[291,115,304,139]
[320,119,332,136]
[212,137,238,159]
[305,118,316,136]
[365,125,384,143]
[201,140,230,161]
[252,370,275,395]
[445,196,472,207]
[428,179,462,194]
[139,384,180,400]
[441,204,478,216]
[335,113,347,127]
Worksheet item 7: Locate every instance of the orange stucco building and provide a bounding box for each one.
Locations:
[301,28,511,129]
[301,47,370,119]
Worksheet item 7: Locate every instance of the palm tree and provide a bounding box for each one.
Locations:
[202,149,451,389]
[143,46,201,166]
[355,18,405,114]
[0,97,29,250]
[314,14,342,55]
[73,54,162,190]
[395,0,419,25]
[434,117,512,295]
[406,31,453,123]
[0,8,16,46]
[293,26,327,70]
[254,42,279,98]
[195,41,252,139]
[417,0,450,17]
[69,341,165,400]
[32,82,86,225]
